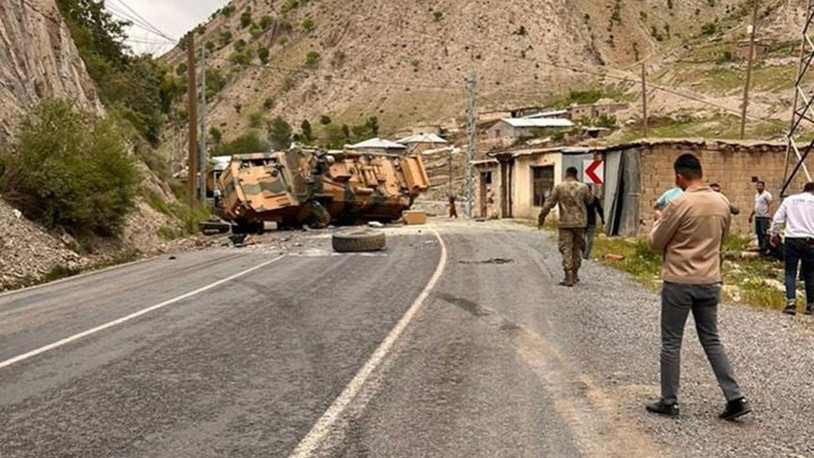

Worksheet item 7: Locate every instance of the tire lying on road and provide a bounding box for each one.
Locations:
[332,229,386,253]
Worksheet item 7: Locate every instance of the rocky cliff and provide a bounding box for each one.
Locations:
[0,0,103,147]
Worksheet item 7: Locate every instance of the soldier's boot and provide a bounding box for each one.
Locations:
[559,270,575,287]
[573,270,580,284]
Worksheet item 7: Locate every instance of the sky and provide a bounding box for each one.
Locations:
[104,0,231,55]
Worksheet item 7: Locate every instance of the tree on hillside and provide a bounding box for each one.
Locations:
[301,120,314,142]
[213,131,271,156]
[268,117,293,149]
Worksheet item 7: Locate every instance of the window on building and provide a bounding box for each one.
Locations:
[532,166,554,207]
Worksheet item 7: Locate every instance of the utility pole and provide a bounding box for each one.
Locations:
[740,0,760,140]
[199,44,207,203]
[465,72,477,218]
[641,63,648,138]
[448,148,453,198]
[186,33,198,208]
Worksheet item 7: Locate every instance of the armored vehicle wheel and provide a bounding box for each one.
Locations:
[332,229,386,253]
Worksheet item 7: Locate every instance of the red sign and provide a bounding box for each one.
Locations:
[584,159,604,185]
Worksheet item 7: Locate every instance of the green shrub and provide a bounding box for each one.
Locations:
[281,0,299,13]
[221,5,235,17]
[433,11,443,21]
[240,11,252,28]
[263,97,275,111]
[267,117,293,149]
[258,47,270,64]
[0,100,139,238]
[212,130,271,156]
[219,30,233,46]
[249,111,264,128]
[302,18,315,32]
[259,15,273,30]
[701,22,718,36]
[305,51,321,67]
[209,126,223,144]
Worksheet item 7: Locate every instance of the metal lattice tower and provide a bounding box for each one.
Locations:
[781,0,814,197]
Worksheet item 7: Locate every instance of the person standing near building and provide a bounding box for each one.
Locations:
[749,181,773,256]
[770,182,814,316]
[646,153,751,421]
[710,183,740,215]
[538,167,592,287]
[448,195,458,219]
[584,184,605,260]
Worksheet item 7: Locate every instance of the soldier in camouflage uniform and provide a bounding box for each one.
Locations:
[538,167,593,287]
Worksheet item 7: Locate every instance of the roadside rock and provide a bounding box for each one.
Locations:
[0,200,81,290]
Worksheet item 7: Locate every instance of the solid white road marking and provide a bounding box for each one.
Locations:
[289,228,448,457]
[0,255,285,371]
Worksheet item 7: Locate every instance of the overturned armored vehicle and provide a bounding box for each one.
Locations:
[218,148,430,231]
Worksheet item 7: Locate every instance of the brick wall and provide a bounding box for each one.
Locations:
[636,140,806,236]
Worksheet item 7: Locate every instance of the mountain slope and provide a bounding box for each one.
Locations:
[159,0,808,152]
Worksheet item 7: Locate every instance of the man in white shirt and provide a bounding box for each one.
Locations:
[749,181,773,256]
[770,182,814,315]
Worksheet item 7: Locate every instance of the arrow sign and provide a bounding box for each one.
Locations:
[583,159,604,185]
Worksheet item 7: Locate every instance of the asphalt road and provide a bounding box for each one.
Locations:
[2,220,813,457]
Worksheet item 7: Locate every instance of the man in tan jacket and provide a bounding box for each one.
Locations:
[646,153,751,420]
[538,167,592,287]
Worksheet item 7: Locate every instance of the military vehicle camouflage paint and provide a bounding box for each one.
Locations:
[218,148,430,230]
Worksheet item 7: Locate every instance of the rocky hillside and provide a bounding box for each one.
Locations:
[0,0,103,146]
[158,0,807,153]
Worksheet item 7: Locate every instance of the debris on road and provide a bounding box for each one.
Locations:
[459,258,515,265]
[403,210,428,225]
[604,254,626,262]
[368,221,385,228]
[332,229,386,253]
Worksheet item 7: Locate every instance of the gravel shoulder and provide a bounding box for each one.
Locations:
[330,219,814,458]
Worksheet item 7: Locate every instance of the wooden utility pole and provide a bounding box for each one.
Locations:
[641,63,648,138]
[186,33,199,207]
[741,0,760,140]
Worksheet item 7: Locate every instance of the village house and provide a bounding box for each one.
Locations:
[471,147,594,220]
[485,117,574,144]
[473,139,804,236]
[396,133,449,154]
[732,39,773,60]
[567,101,628,124]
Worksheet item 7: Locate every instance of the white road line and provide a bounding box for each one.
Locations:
[0,255,285,371]
[289,228,448,458]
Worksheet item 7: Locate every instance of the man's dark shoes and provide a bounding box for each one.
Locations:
[783,300,797,315]
[719,398,752,421]
[645,400,679,417]
[806,304,814,316]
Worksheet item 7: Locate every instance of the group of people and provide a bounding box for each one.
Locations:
[538,156,753,421]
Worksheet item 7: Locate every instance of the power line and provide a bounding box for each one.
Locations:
[108,0,175,42]
[340,10,774,122]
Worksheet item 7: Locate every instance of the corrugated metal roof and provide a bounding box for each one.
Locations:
[396,133,449,144]
[347,137,407,150]
[499,118,574,128]
[524,110,569,119]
